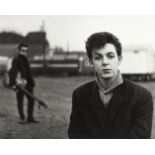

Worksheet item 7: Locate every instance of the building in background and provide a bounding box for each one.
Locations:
[0,31,49,75]
[24,31,49,59]
[0,31,49,59]
[0,32,24,57]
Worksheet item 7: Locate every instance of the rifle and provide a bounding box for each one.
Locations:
[2,75,48,109]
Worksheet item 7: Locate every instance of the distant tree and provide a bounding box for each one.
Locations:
[0,31,24,43]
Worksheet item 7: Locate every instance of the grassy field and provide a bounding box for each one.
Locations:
[0,76,155,139]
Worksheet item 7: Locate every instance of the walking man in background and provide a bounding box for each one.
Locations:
[9,43,38,124]
[68,32,153,138]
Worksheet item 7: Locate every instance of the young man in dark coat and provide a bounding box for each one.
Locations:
[9,43,38,123]
[68,32,153,139]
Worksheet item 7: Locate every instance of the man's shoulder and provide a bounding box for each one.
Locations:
[12,55,21,62]
[73,80,96,95]
[12,56,18,61]
[123,78,152,96]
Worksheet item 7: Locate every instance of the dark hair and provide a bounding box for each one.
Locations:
[18,43,28,50]
[85,32,122,59]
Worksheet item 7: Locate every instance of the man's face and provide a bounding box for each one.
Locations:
[19,46,28,57]
[90,43,122,81]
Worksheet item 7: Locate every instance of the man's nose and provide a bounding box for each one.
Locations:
[102,57,109,65]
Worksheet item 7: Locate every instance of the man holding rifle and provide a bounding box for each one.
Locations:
[8,43,39,124]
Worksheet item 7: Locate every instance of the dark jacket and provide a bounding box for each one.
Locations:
[68,78,153,139]
[9,54,35,87]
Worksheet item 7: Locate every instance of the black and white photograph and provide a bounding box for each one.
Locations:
[0,15,155,140]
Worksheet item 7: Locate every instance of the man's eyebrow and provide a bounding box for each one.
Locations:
[93,52,102,56]
[107,52,115,54]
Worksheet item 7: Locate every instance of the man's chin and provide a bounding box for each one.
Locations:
[100,75,113,81]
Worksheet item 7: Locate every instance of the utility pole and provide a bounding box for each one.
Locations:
[67,40,70,53]
[40,20,47,75]
[40,20,45,32]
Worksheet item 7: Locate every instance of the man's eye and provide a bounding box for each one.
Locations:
[94,56,101,60]
[108,55,115,58]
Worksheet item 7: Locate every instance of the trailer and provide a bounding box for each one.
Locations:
[119,46,155,81]
[30,52,87,76]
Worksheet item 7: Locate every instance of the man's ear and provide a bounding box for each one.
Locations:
[118,55,122,65]
[89,59,94,67]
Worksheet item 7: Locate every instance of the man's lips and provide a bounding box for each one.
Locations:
[102,69,111,71]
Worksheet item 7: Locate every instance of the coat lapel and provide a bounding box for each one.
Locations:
[107,84,125,123]
[88,82,106,129]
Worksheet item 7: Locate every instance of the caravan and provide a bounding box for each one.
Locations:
[119,46,155,81]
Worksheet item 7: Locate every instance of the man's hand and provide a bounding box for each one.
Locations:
[10,85,17,90]
[16,78,27,87]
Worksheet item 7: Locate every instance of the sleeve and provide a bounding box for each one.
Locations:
[128,90,153,139]
[68,90,89,139]
[8,58,18,87]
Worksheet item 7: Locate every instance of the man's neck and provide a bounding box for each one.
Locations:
[19,54,27,58]
[96,71,120,91]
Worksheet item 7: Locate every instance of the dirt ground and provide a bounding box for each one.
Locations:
[0,76,155,139]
